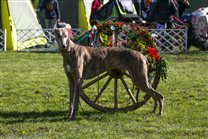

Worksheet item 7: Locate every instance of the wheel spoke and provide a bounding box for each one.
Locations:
[123,72,131,78]
[94,76,113,102]
[120,77,137,104]
[82,72,108,89]
[114,78,118,109]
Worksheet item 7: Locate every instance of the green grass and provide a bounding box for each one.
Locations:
[0,50,208,138]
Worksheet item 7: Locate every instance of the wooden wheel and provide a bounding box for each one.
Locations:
[75,23,161,112]
[80,68,160,112]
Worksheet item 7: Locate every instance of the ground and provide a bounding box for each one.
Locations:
[0,48,207,138]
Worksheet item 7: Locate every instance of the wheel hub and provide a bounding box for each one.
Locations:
[108,69,124,78]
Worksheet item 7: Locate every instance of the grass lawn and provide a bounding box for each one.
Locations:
[0,49,208,138]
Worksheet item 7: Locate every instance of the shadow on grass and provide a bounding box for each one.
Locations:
[0,110,67,124]
[0,110,109,124]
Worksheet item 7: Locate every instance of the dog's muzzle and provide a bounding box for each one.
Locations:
[55,29,67,50]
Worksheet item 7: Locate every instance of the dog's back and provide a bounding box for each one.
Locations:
[69,45,148,81]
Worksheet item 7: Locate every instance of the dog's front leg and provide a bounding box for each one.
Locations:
[68,58,84,120]
[64,72,75,120]
[70,57,84,120]
[68,80,81,120]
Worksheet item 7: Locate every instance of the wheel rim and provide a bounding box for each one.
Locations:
[80,69,155,112]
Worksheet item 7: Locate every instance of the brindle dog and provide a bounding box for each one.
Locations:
[55,22,164,120]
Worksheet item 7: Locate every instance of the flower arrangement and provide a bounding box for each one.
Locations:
[96,21,169,80]
[97,20,123,35]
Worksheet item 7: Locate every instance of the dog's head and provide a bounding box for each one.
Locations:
[55,22,73,51]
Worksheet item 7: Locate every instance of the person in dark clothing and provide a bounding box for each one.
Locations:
[147,0,178,51]
[132,0,142,18]
[147,0,178,28]
[177,0,190,18]
[141,0,152,20]
[133,0,149,22]
[37,0,61,28]
[90,0,104,25]
[172,0,180,18]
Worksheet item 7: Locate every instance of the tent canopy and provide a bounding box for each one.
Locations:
[93,0,138,23]
[0,0,46,50]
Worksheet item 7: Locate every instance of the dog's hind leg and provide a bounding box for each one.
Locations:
[132,73,163,115]
[143,85,164,115]
[132,61,164,115]
[152,98,158,114]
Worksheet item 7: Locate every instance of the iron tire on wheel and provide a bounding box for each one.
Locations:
[79,69,160,112]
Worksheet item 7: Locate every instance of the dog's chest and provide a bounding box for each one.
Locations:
[62,54,78,73]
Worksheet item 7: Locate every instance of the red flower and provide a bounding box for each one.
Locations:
[107,21,113,25]
[109,37,113,47]
[141,30,148,36]
[146,37,152,42]
[117,22,123,27]
[147,47,161,62]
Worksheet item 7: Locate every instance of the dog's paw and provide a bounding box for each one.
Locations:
[64,115,76,121]
[157,112,163,116]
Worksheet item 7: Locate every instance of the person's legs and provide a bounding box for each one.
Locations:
[45,19,50,29]
[156,22,167,52]
[45,19,56,29]
[45,19,56,47]
[133,0,142,18]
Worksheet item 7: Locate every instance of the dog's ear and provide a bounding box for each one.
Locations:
[64,24,73,38]
[67,28,73,38]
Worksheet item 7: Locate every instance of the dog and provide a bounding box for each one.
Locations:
[55,22,164,120]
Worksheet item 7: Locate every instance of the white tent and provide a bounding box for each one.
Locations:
[1,0,46,50]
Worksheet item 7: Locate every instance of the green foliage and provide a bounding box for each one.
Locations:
[157,57,169,80]
[0,51,208,138]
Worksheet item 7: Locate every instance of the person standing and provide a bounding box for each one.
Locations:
[132,0,142,18]
[37,0,61,28]
[141,0,153,20]
[177,0,190,18]
[147,0,178,29]
[90,0,104,25]
[147,0,178,51]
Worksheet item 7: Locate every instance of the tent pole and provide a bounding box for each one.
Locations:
[4,29,7,51]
